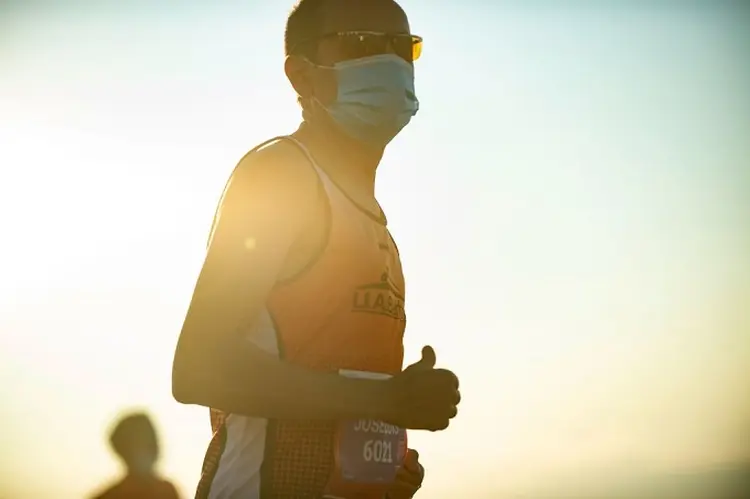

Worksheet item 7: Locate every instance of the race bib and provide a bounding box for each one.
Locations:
[336,417,407,483]
[323,370,407,498]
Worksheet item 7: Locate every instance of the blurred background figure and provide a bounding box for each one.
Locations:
[89,411,180,499]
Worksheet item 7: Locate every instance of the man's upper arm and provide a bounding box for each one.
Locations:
[173,140,319,397]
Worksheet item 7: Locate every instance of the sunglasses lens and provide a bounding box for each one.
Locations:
[333,33,422,63]
[411,36,422,61]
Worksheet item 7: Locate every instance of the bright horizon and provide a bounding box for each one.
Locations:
[1,2,749,498]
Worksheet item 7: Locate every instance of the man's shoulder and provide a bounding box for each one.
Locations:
[229,136,319,194]
[214,136,322,229]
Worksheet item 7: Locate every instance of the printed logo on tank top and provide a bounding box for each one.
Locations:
[352,268,405,321]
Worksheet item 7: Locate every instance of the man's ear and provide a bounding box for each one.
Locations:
[285,55,313,101]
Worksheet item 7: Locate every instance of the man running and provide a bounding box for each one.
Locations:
[171,1,460,497]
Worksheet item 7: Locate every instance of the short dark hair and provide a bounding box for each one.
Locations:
[109,412,158,463]
[285,0,327,58]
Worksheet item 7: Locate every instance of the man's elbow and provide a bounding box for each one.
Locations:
[171,351,232,409]
[171,366,195,405]
[171,352,205,405]
[171,373,193,405]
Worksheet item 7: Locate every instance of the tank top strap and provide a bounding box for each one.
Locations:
[281,135,340,197]
[283,136,387,226]
[208,135,340,249]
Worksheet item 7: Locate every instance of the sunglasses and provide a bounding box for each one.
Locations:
[294,31,423,63]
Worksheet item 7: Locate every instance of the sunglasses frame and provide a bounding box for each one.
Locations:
[290,30,423,61]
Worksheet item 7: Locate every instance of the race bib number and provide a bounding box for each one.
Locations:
[336,418,407,483]
[324,370,407,498]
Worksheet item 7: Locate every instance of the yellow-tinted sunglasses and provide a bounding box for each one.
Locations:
[295,31,423,63]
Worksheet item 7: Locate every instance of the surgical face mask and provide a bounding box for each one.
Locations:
[313,54,419,148]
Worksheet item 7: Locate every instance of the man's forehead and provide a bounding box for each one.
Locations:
[319,0,410,34]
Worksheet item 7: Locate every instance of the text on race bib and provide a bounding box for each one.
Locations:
[336,418,406,484]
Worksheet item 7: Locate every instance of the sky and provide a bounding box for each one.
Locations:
[1,1,749,498]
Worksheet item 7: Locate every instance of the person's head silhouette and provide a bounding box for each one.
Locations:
[91,411,179,499]
[109,412,159,477]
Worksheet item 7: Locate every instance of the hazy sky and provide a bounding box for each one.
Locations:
[1,2,749,498]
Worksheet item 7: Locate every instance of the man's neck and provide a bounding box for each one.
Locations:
[296,117,383,196]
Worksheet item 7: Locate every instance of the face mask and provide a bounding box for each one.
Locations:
[313,54,419,148]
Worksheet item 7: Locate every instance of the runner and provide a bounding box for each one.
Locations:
[171,0,460,497]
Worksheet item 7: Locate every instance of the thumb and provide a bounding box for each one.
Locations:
[405,345,436,371]
[404,448,420,467]
[403,448,423,476]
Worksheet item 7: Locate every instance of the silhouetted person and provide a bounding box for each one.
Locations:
[91,412,180,499]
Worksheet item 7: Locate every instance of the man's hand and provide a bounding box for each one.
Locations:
[382,346,461,431]
[386,449,424,499]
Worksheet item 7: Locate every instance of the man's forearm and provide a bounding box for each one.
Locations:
[174,341,392,420]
